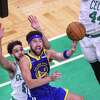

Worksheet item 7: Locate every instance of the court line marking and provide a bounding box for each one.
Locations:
[0,81,11,88]
[0,54,84,88]
[51,54,84,69]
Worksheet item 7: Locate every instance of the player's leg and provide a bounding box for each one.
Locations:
[91,37,100,84]
[90,61,100,84]
[80,37,100,84]
[81,46,99,83]
[52,87,84,100]
[67,92,84,100]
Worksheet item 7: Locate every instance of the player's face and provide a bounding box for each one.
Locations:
[30,38,43,56]
[12,45,24,60]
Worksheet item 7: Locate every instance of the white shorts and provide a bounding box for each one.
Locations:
[80,36,100,63]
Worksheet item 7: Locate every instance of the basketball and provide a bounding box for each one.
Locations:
[66,22,86,41]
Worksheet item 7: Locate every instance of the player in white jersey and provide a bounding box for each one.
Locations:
[79,0,100,84]
[0,24,29,100]
[11,62,28,100]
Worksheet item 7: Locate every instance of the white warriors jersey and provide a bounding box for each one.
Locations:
[11,63,28,100]
[79,0,100,34]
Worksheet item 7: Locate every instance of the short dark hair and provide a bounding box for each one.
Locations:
[26,31,43,43]
[7,40,22,54]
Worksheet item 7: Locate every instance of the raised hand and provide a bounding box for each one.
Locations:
[0,23,4,39]
[28,15,51,49]
[50,71,61,81]
[28,15,42,31]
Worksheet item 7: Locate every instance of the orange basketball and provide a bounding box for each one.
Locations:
[66,22,86,41]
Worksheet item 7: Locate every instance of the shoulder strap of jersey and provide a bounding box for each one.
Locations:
[24,54,32,70]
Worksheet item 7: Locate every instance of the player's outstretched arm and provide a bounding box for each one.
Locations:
[47,41,77,61]
[19,56,61,89]
[28,15,50,49]
[0,24,15,73]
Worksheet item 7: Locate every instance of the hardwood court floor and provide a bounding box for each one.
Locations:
[0,0,80,55]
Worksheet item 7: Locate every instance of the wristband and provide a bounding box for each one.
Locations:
[63,50,70,59]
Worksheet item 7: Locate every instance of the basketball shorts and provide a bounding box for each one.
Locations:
[80,35,100,62]
[28,86,69,100]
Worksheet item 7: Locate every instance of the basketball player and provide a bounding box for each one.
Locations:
[0,16,50,99]
[79,0,100,84]
[19,31,84,100]
[0,24,29,100]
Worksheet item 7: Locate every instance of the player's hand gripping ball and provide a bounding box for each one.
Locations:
[66,22,86,41]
